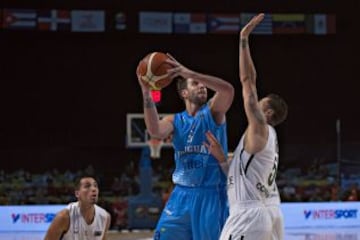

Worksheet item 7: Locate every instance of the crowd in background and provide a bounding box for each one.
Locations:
[0,157,359,230]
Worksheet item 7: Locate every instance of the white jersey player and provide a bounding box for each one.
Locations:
[44,176,111,240]
[204,13,288,240]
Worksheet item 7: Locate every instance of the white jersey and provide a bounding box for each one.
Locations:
[219,125,284,240]
[61,202,108,240]
[227,125,281,207]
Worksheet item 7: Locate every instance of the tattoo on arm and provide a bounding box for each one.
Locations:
[241,38,248,49]
[144,96,155,108]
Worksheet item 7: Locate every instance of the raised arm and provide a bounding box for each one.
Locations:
[239,13,268,153]
[44,209,69,240]
[136,62,174,139]
[166,55,234,124]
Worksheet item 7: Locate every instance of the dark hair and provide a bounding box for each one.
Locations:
[267,93,288,126]
[74,175,98,190]
[175,76,187,99]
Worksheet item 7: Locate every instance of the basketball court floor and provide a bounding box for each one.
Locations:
[1,228,359,240]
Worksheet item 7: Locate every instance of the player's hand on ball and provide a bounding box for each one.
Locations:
[136,61,151,90]
[166,53,194,80]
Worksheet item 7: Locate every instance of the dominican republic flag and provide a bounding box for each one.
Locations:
[207,14,240,34]
[37,10,71,31]
[2,9,37,30]
[173,13,207,34]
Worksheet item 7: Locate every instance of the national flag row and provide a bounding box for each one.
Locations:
[0,9,336,35]
[141,12,336,35]
[0,9,109,32]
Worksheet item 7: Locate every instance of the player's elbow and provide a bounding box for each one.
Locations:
[147,127,166,139]
[218,82,234,102]
[240,73,256,83]
[225,83,235,99]
[147,128,161,138]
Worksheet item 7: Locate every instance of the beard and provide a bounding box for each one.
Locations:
[188,92,207,105]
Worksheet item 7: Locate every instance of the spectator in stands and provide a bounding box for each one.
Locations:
[111,177,124,196]
[345,183,359,201]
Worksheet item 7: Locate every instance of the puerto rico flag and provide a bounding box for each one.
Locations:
[207,14,240,34]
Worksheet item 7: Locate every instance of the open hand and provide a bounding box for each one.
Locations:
[240,13,265,39]
[165,53,194,80]
[204,131,226,163]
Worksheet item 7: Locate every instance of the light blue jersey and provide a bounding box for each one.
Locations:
[172,104,228,187]
[154,103,229,240]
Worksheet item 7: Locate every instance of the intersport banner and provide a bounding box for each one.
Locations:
[0,205,65,232]
[281,201,360,228]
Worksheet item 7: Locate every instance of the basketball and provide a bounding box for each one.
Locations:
[137,52,173,90]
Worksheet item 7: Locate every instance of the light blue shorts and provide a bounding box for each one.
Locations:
[154,185,228,240]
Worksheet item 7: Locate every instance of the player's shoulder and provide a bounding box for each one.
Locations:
[55,208,71,223]
[95,204,111,216]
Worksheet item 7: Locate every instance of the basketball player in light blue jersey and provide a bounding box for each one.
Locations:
[136,54,234,240]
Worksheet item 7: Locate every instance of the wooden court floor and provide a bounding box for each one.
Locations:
[107,230,153,240]
[1,228,360,240]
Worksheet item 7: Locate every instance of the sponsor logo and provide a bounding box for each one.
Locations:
[304,209,358,220]
[11,213,56,223]
[164,209,173,216]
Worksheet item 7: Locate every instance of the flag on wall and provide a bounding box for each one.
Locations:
[115,12,126,30]
[37,10,71,31]
[71,10,105,32]
[0,9,335,36]
[273,14,306,34]
[139,11,172,34]
[305,14,336,35]
[173,12,207,34]
[2,9,37,29]
[314,14,336,35]
[241,13,273,35]
[207,14,240,34]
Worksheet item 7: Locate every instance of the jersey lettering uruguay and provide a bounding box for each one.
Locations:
[227,125,280,207]
[172,104,228,187]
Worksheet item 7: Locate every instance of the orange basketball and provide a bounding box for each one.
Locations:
[138,52,173,90]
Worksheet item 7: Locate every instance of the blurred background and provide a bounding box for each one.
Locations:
[0,0,359,235]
